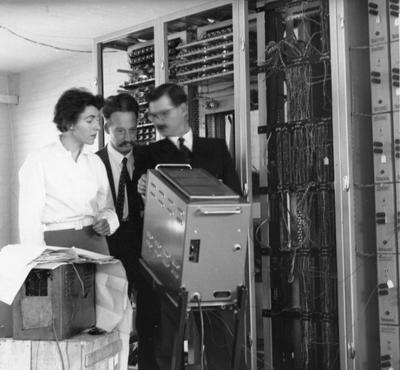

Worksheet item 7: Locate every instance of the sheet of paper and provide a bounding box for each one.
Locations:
[0,244,45,305]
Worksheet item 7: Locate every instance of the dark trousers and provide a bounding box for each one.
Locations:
[107,221,140,295]
[107,224,160,370]
[136,279,161,370]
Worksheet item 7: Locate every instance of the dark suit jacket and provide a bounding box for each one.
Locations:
[134,136,242,195]
[96,146,143,259]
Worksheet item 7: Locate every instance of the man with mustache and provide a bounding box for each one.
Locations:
[97,93,143,294]
[98,93,160,370]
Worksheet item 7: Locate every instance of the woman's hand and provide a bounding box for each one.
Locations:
[93,218,111,236]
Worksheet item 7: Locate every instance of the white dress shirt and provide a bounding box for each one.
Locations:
[168,129,193,151]
[19,138,119,245]
[106,144,133,220]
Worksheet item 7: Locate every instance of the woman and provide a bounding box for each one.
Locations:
[18,88,119,255]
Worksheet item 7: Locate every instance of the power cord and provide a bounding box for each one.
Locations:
[193,293,205,370]
[52,318,66,370]
[72,263,86,298]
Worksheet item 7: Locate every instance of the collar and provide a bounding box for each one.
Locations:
[107,143,133,163]
[168,129,193,151]
[56,135,91,157]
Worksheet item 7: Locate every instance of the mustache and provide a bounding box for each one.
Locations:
[118,140,135,147]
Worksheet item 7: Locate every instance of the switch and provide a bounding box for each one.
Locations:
[188,239,200,262]
[376,212,387,224]
[379,280,394,289]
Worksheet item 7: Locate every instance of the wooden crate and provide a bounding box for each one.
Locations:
[13,264,96,340]
[0,330,121,370]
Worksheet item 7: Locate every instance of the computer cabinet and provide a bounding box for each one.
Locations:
[93,0,390,369]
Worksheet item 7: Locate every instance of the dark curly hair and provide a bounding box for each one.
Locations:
[146,83,187,106]
[53,88,104,132]
[102,93,139,119]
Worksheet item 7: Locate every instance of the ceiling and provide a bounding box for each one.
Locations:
[0,0,211,73]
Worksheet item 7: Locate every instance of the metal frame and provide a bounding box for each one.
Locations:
[253,9,274,370]
[232,3,257,370]
[329,0,358,369]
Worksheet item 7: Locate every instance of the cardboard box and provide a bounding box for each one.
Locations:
[13,264,96,340]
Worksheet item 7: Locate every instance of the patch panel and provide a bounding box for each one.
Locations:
[370,43,392,113]
[377,253,400,324]
[372,113,394,184]
[380,325,400,369]
[368,0,389,45]
[374,184,397,253]
[391,40,400,111]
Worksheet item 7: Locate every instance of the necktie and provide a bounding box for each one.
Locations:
[116,157,129,221]
[178,137,191,164]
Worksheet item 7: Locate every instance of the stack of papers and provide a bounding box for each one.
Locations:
[34,246,115,269]
[0,244,116,304]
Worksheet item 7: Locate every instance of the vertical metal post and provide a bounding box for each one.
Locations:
[329,0,357,368]
[233,1,257,370]
[154,20,168,85]
[154,20,168,142]
[255,9,274,370]
[93,41,105,149]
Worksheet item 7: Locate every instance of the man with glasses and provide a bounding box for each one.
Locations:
[135,83,242,370]
[136,83,241,195]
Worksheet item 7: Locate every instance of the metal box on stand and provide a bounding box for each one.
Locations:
[12,263,96,340]
[142,165,251,306]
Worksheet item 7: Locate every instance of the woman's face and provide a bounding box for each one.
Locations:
[70,105,101,145]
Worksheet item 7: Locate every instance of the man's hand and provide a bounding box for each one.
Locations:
[93,218,110,236]
[137,174,148,197]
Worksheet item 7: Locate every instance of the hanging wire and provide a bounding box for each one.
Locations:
[0,24,91,53]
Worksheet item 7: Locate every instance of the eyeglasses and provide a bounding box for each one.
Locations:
[147,106,176,121]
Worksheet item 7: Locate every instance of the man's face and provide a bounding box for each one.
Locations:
[148,95,188,137]
[106,111,137,154]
